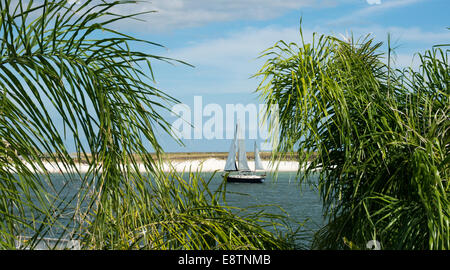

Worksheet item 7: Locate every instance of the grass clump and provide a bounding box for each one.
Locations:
[0,0,300,250]
[255,25,449,249]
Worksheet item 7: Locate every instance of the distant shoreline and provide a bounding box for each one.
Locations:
[64,151,302,163]
[15,157,302,174]
[9,152,307,174]
[158,158,301,172]
[158,151,300,161]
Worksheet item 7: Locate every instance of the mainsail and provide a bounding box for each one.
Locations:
[254,142,265,171]
[224,126,238,171]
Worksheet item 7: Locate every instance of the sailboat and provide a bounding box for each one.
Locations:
[222,123,266,183]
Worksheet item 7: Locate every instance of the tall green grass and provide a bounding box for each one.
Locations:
[255,26,449,249]
[76,169,299,250]
[0,0,299,249]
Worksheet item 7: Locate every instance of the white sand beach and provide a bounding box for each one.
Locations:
[159,158,300,172]
[17,158,301,174]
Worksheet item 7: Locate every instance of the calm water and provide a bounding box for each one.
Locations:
[204,172,324,247]
[34,171,325,248]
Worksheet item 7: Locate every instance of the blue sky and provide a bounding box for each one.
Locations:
[91,0,450,152]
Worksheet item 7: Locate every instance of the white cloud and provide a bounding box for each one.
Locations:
[170,23,444,63]
[367,0,382,5]
[349,25,450,45]
[389,53,422,70]
[156,24,446,95]
[329,25,449,68]
[165,26,306,68]
[330,0,423,25]
[168,23,449,68]
[107,0,333,31]
[154,25,312,94]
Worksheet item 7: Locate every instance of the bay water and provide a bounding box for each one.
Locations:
[204,172,325,248]
[23,171,325,248]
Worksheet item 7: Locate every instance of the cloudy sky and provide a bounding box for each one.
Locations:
[103,0,450,152]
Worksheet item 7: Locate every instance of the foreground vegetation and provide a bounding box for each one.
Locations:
[1,0,447,250]
[256,26,449,249]
[0,0,298,249]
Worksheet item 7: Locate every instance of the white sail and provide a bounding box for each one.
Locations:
[236,123,251,171]
[254,142,265,171]
[222,124,266,183]
[224,126,238,171]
